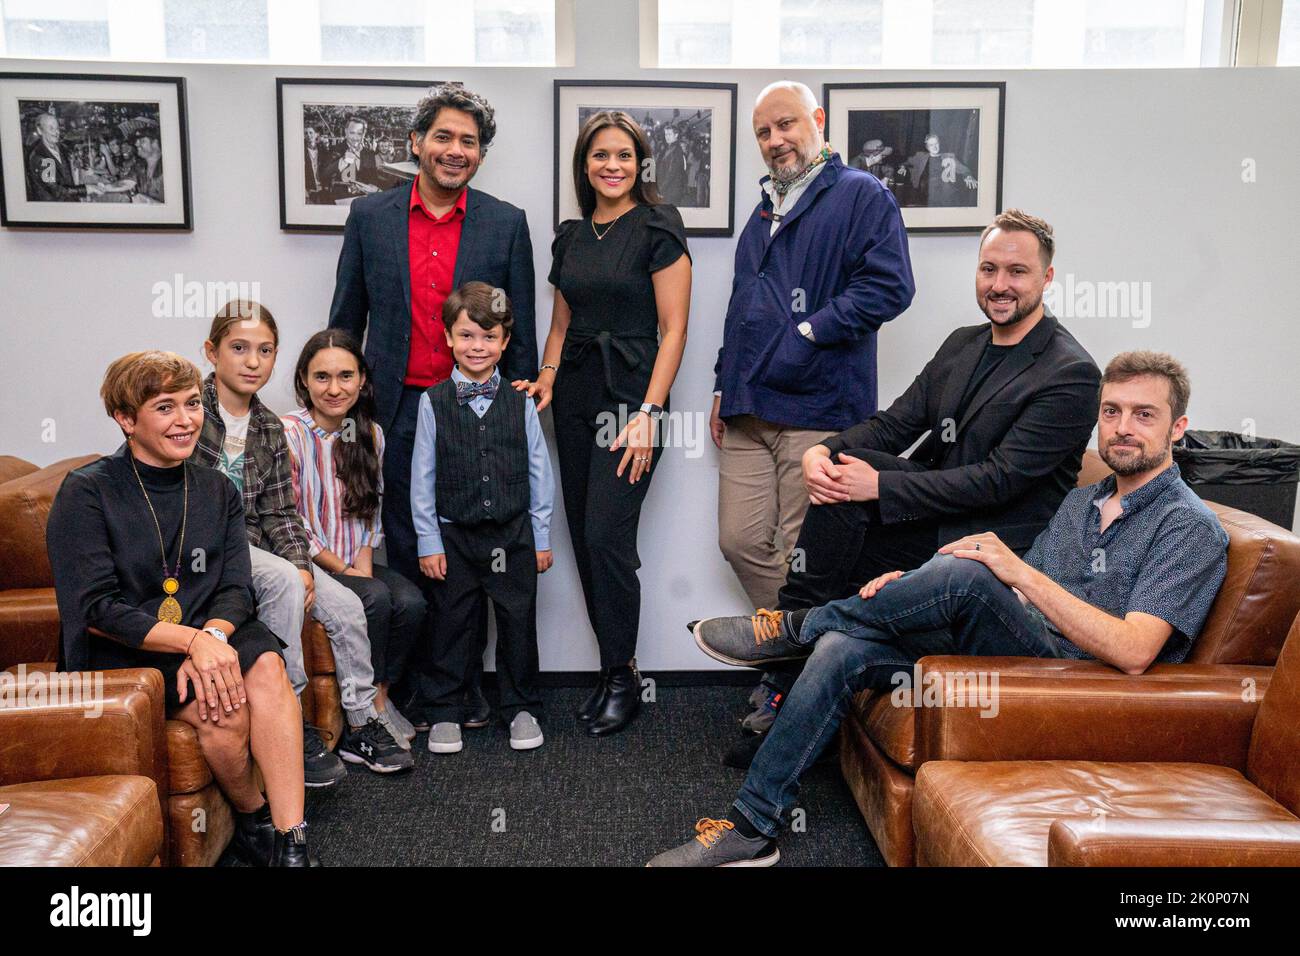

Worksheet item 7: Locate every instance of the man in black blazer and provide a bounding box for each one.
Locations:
[329,84,537,586]
[776,208,1100,612]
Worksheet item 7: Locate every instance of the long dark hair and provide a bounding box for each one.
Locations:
[572,110,661,218]
[293,330,381,524]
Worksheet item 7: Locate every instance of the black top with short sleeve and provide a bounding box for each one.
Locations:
[548,203,690,407]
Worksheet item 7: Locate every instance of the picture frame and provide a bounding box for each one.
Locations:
[0,72,192,230]
[824,82,1005,233]
[554,80,737,237]
[276,78,445,233]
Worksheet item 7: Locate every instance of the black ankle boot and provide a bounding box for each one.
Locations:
[575,668,610,722]
[587,661,641,737]
[231,803,274,866]
[270,821,321,867]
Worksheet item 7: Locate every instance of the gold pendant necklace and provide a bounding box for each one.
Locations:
[590,204,635,240]
[128,449,188,624]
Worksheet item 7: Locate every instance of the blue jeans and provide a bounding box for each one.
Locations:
[732,553,1063,838]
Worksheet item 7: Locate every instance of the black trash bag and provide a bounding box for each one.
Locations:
[1173,430,1300,528]
[1173,431,1300,484]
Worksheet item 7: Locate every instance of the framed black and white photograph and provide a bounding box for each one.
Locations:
[277,78,445,232]
[0,73,191,230]
[554,80,736,236]
[825,82,1004,233]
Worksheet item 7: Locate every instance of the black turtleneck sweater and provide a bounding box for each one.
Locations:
[46,443,253,673]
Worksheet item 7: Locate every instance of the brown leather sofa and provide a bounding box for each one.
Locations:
[0,454,344,866]
[840,452,1300,866]
[912,610,1300,865]
[0,666,166,866]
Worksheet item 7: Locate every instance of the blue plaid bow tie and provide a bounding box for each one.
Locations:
[455,379,498,405]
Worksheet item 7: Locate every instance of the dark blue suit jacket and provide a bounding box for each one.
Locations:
[328,183,538,431]
[714,154,914,432]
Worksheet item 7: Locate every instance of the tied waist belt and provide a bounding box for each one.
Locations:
[562,327,658,397]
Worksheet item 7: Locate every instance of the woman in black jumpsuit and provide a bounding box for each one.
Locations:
[517,111,691,736]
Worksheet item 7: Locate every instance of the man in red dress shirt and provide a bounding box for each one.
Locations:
[329,83,538,727]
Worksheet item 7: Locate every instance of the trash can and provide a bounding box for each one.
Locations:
[1173,431,1300,529]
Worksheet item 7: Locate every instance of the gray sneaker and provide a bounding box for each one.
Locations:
[427,722,463,754]
[646,818,779,867]
[693,610,807,667]
[509,711,544,751]
[384,702,417,743]
[376,707,411,751]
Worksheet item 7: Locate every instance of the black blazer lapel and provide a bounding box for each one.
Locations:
[935,327,989,434]
[452,187,483,288]
[955,312,1061,434]
[381,187,413,321]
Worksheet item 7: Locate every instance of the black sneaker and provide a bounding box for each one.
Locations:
[270,821,321,867]
[464,685,492,729]
[304,722,347,788]
[337,718,415,773]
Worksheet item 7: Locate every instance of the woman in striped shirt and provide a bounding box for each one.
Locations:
[281,329,426,768]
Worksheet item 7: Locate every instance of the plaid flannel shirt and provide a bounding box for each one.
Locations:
[194,374,312,572]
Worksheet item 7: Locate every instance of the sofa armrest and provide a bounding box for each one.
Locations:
[0,667,167,787]
[913,656,1270,770]
[1048,817,1300,866]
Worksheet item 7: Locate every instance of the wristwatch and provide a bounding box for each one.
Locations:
[797,321,816,342]
[639,403,664,421]
[203,626,229,644]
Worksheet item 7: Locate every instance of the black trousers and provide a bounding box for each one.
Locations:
[765,450,941,696]
[424,515,540,724]
[777,449,942,610]
[552,359,659,669]
[329,563,427,686]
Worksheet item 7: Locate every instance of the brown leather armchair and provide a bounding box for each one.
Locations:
[0,454,344,866]
[839,452,1300,866]
[0,667,167,866]
[912,611,1300,865]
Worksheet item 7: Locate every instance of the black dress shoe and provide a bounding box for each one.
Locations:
[587,662,641,737]
[271,821,321,867]
[575,668,610,722]
[231,803,275,866]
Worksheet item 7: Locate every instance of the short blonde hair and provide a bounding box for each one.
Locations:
[101,350,201,420]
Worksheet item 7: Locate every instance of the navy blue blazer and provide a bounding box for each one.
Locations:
[328,182,538,431]
[714,154,915,432]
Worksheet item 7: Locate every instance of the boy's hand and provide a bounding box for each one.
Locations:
[420,553,447,581]
[536,549,553,573]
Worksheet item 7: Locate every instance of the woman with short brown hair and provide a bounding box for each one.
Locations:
[47,350,316,866]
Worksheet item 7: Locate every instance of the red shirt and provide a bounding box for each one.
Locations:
[404,178,466,386]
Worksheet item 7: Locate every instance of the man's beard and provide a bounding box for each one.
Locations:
[427,157,472,190]
[980,290,1042,328]
[768,144,815,183]
[1101,430,1172,476]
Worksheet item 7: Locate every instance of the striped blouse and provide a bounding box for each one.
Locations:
[280,407,385,565]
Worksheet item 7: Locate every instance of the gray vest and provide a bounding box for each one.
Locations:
[427,378,529,524]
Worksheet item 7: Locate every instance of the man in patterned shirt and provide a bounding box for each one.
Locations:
[652,350,1229,866]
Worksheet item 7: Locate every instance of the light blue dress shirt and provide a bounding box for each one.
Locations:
[411,366,554,557]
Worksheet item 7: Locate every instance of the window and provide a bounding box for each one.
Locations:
[2,0,109,58]
[655,0,1230,68]
[1279,0,1300,64]
[164,0,269,61]
[0,0,559,65]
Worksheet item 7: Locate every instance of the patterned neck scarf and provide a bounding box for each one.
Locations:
[769,144,833,196]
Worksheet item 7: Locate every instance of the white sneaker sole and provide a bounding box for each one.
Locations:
[721,847,780,866]
[509,732,544,750]
[428,739,463,754]
[692,619,804,668]
[337,751,410,773]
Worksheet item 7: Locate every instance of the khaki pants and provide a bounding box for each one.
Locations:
[717,414,836,610]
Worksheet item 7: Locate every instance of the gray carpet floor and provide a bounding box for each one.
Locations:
[223,684,884,867]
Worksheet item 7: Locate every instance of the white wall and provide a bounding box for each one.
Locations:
[3,2,1298,670]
